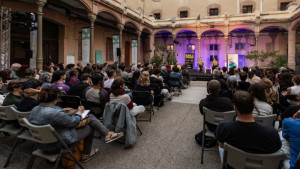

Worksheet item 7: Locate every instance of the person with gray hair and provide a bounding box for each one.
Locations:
[226,76,238,100]
[210,69,227,92]
[39,72,52,88]
[10,63,21,79]
[230,68,241,82]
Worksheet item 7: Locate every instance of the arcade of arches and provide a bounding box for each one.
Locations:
[3,0,300,73]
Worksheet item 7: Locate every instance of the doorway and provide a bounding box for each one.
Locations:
[125,41,131,67]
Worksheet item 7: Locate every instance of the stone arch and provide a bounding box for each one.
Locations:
[78,0,93,12]
[259,25,289,32]
[200,28,225,36]
[153,29,173,36]
[228,26,255,33]
[291,14,300,30]
[98,8,121,24]
[207,3,221,16]
[141,27,153,35]
[174,28,197,36]
[240,0,256,13]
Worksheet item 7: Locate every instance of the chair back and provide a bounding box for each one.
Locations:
[14,107,31,127]
[0,105,18,121]
[203,107,236,125]
[150,83,161,96]
[23,118,58,144]
[254,114,277,127]
[285,94,298,101]
[223,143,286,169]
[60,95,81,109]
[168,77,180,87]
[132,90,152,106]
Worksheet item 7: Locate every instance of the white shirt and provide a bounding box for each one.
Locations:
[104,79,114,89]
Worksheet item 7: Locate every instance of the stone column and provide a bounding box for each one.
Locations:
[88,14,96,64]
[255,32,259,51]
[36,0,46,70]
[137,30,141,63]
[149,33,155,59]
[118,24,124,62]
[172,34,176,54]
[198,37,201,59]
[224,35,228,67]
[288,29,296,70]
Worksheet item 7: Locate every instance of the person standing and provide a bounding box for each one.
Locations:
[198,57,204,72]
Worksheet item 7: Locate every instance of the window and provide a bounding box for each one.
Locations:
[280,2,291,11]
[210,55,218,61]
[210,44,218,51]
[242,5,253,13]
[167,44,174,51]
[106,37,113,61]
[235,43,245,50]
[188,44,195,50]
[209,8,219,16]
[154,13,161,20]
[180,11,188,18]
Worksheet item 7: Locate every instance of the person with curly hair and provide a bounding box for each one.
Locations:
[2,78,26,106]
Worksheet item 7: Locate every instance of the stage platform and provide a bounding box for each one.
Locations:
[189,70,213,81]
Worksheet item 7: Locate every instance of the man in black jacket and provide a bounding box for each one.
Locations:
[68,73,92,98]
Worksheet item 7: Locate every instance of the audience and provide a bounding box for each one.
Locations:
[216,91,281,165]
[68,70,80,86]
[237,72,250,91]
[39,72,52,88]
[104,69,116,89]
[51,70,70,93]
[150,68,172,100]
[29,86,123,162]
[2,79,25,106]
[68,73,92,98]
[248,82,273,116]
[17,78,41,112]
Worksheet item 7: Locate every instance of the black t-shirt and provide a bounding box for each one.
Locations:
[237,81,251,92]
[281,105,300,119]
[217,121,281,154]
[67,81,90,98]
[17,98,40,112]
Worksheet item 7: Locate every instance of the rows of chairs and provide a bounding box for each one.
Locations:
[0,105,84,169]
[201,107,286,168]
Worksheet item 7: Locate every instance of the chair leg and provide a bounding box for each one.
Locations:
[4,138,20,168]
[69,151,84,169]
[54,153,62,169]
[25,155,36,169]
[201,128,205,164]
[136,125,142,135]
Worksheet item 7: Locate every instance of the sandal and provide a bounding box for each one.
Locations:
[105,132,123,143]
[81,149,99,163]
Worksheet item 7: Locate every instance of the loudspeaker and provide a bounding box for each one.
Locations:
[117,48,121,56]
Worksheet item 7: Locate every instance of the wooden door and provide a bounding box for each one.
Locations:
[125,41,131,67]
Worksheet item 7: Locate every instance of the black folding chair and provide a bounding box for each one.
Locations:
[81,99,103,119]
[168,77,182,96]
[150,83,163,110]
[60,95,81,109]
[132,91,153,122]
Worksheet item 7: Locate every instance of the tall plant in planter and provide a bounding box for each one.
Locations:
[245,50,278,67]
[167,51,177,65]
[151,40,166,65]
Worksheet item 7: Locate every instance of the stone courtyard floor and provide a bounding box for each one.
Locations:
[0,81,221,169]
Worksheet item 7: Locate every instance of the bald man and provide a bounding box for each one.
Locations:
[197,80,234,144]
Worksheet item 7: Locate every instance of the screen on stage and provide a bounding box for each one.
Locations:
[185,53,194,69]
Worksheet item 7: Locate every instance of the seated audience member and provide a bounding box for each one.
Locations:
[25,68,37,79]
[221,67,230,80]
[284,75,300,105]
[104,70,116,89]
[226,77,238,100]
[29,86,123,161]
[130,71,140,89]
[2,79,25,106]
[68,73,92,98]
[181,65,191,86]
[0,69,13,84]
[279,72,293,93]
[17,79,41,112]
[169,67,184,88]
[10,63,21,79]
[160,66,169,84]
[216,91,282,165]
[250,68,261,83]
[85,73,106,111]
[99,65,108,80]
[39,72,52,88]
[76,62,83,78]
[44,66,54,76]
[279,93,300,121]
[249,82,273,116]
[242,67,249,74]
[211,69,227,92]
[166,65,171,73]
[199,80,234,133]
[65,63,75,76]
[262,78,278,104]
[246,70,256,85]
[230,68,241,82]
[282,111,300,169]
[119,64,129,80]
[135,71,153,103]
[51,70,70,93]
[237,72,251,91]
[68,70,80,86]
[106,78,134,110]
[150,68,172,100]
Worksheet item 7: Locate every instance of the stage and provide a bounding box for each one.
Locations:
[189,69,213,81]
